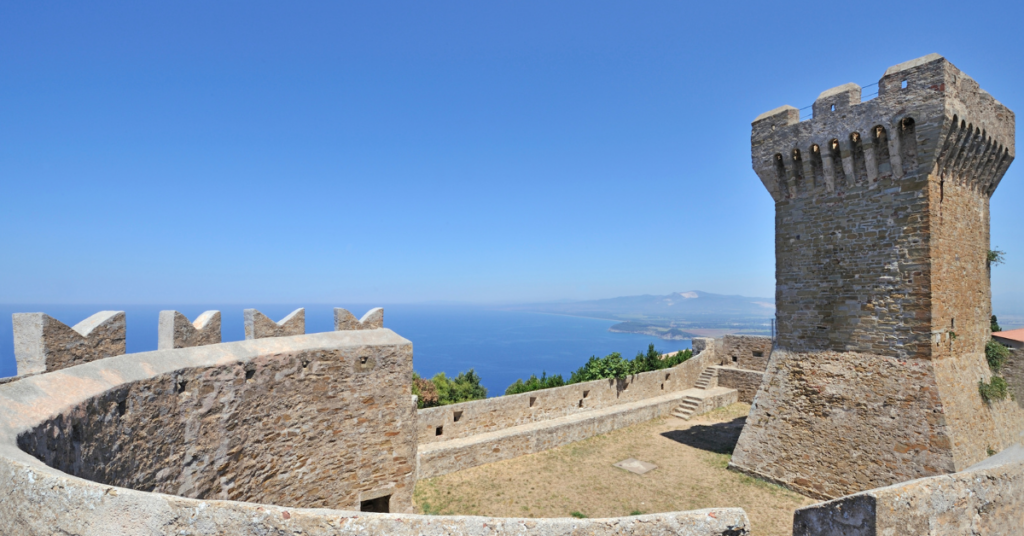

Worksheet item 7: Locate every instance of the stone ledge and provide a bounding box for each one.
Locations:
[417,387,738,479]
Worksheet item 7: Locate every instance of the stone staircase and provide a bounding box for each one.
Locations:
[671,368,718,420]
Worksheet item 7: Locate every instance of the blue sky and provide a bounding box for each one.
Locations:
[1,2,1022,312]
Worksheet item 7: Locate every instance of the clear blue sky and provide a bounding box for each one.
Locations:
[1,2,1022,312]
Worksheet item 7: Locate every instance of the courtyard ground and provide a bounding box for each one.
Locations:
[413,403,816,536]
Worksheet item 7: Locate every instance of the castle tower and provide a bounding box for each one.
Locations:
[730,54,1024,500]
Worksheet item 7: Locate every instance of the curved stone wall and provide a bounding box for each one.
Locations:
[0,331,751,536]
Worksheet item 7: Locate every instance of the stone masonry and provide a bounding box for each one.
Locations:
[730,54,1024,500]
[244,308,305,339]
[157,310,221,349]
[12,311,126,376]
[335,307,384,330]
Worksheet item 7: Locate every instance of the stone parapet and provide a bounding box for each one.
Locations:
[418,387,737,479]
[335,307,384,330]
[714,367,764,403]
[12,311,126,376]
[244,308,305,339]
[157,310,221,349]
[417,341,721,444]
[793,444,1024,535]
[721,335,772,371]
[3,330,418,515]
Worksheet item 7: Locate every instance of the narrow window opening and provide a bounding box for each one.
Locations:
[829,139,847,188]
[850,132,868,184]
[753,351,764,358]
[660,383,665,390]
[951,318,955,329]
[529,396,537,408]
[732,355,738,363]
[791,148,805,192]
[665,373,670,381]
[176,379,187,394]
[899,118,917,175]
[361,495,391,513]
[774,153,788,197]
[831,104,835,112]
[578,399,584,408]
[117,399,127,417]
[582,390,590,398]
[453,410,463,422]
[901,79,908,89]
[873,126,892,180]
[435,426,443,436]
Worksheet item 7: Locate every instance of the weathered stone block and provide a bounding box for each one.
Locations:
[335,307,383,330]
[243,308,304,339]
[157,310,221,349]
[12,311,126,375]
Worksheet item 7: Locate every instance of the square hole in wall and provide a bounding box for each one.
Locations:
[578,399,584,408]
[753,350,764,358]
[582,390,590,398]
[453,410,463,422]
[732,355,738,363]
[901,79,908,89]
[529,396,537,408]
[361,495,391,513]
[660,383,664,390]
[435,426,443,436]
[665,373,670,381]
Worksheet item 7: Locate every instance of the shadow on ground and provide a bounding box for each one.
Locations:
[660,417,746,454]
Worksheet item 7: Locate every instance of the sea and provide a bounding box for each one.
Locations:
[0,304,691,396]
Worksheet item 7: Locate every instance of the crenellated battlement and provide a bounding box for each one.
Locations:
[752,54,1014,203]
[9,307,387,378]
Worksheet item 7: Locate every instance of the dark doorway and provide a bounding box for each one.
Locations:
[361,495,391,513]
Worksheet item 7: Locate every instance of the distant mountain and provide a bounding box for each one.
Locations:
[506,291,775,339]
[511,291,774,320]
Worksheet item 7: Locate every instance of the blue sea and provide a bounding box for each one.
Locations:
[0,304,690,396]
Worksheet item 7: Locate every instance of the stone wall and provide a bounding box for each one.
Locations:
[8,331,419,514]
[417,344,719,444]
[417,390,694,479]
[1002,348,1024,409]
[734,54,1024,500]
[714,367,763,403]
[721,335,771,371]
[0,331,752,536]
[793,444,1024,535]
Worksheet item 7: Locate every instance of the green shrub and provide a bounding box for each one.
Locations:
[979,376,1009,403]
[570,511,587,519]
[413,369,488,407]
[505,372,566,395]
[986,339,1010,372]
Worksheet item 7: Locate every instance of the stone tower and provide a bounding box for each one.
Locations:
[730,54,1024,500]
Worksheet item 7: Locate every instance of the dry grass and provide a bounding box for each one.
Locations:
[413,403,816,536]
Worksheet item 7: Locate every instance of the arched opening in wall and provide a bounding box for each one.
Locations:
[850,132,868,185]
[809,144,825,189]
[829,138,846,188]
[872,126,892,180]
[791,148,805,193]
[899,117,918,176]
[774,153,788,198]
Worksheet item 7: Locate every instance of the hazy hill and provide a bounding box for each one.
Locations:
[506,291,775,339]
[512,291,774,320]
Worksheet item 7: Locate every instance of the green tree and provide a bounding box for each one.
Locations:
[991,315,1002,333]
[505,372,566,395]
[432,369,488,405]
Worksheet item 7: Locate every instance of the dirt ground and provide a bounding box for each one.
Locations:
[413,403,816,536]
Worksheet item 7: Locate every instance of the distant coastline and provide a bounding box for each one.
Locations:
[608,321,698,340]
